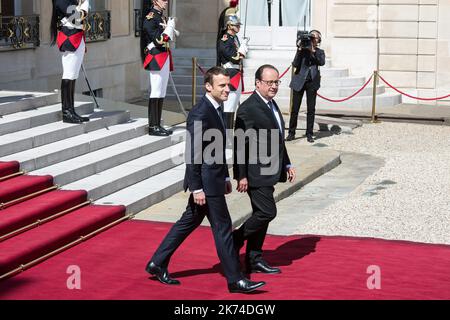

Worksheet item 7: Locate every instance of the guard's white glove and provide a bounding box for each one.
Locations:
[163,25,175,40]
[241,37,250,46]
[167,17,176,30]
[161,17,180,40]
[238,43,249,57]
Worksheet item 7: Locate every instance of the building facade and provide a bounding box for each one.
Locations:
[0,0,449,105]
[0,0,144,101]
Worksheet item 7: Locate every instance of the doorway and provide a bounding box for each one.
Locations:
[238,0,312,49]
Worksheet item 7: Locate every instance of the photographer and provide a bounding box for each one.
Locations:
[286,30,325,143]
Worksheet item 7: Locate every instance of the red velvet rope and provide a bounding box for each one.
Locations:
[196,62,450,103]
[317,75,373,103]
[378,73,450,101]
[196,62,207,75]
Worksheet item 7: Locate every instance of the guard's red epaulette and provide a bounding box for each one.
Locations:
[222,34,228,41]
[146,12,154,20]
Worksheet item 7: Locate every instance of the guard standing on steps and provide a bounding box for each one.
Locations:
[50,0,90,124]
[217,7,248,130]
[141,0,179,136]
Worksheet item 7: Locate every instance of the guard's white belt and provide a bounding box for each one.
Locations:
[222,62,240,69]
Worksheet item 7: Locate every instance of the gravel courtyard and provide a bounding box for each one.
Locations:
[295,121,450,245]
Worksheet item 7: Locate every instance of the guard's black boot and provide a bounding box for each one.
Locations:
[157,98,173,135]
[61,79,82,124]
[148,98,169,136]
[69,80,89,122]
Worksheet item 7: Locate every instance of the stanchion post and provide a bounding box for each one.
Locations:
[289,65,294,114]
[192,57,197,106]
[371,70,380,123]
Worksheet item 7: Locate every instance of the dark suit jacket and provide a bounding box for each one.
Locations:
[289,47,326,92]
[183,95,229,196]
[233,92,291,187]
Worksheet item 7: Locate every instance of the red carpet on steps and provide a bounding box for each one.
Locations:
[0,220,449,300]
[0,161,20,178]
[0,190,88,237]
[0,175,54,204]
[0,204,125,275]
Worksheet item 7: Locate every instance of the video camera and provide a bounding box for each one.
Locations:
[296,30,313,50]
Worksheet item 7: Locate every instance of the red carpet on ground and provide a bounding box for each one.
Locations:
[0,204,125,275]
[0,175,54,204]
[0,161,20,178]
[0,220,449,300]
[0,190,88,237]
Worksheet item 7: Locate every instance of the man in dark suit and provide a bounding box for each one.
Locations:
[286,30,326,143]
[233,64,296,274]
[145,66,265,294]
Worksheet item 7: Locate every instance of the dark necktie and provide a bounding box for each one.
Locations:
[268,100,282,133]
[218,104,225,127]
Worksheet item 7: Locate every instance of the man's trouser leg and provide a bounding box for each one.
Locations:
[288,89,305,136]
[305,85,317,136]
[233,186,277,264]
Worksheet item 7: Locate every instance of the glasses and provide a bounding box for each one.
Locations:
[259,79,282,86]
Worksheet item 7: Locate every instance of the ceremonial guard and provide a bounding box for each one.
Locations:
[140,0,179,136]
[217,1,248,130]
[50,0,90,124]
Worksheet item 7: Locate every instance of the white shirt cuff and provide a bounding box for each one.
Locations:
[193,189,203,194]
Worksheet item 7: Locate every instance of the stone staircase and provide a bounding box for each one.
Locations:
[166,48,402,113]
[166,48,213,107]
[0,90,187,216]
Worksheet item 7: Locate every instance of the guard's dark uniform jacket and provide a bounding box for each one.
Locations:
[55,0,86,52]
[142,7,173,71]
[218,33,242,91]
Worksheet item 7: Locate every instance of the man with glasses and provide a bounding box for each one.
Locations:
[287,30,325,143]
[233,64,296,275]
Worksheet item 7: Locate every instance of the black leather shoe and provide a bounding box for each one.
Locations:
[145,261,180,285]
[249,260,281,274]
[286,133,295,141]
[306,135,315,143]
[228,278,266,293]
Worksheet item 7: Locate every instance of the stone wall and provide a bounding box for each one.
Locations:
[174,0,228,48]
[0,0,143,102]
[327,0,450,105]
[1,0,448,104]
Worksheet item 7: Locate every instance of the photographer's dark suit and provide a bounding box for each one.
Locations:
[288,48,326,138]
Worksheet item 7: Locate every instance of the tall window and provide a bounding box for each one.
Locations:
[0,0,40,49]
[90,0,107,11]
[239,0,270,27]
[280,0,310,27]
[1,0,35,16]
[239,0,310,28]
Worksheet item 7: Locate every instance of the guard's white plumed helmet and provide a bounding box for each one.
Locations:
[225,14,242,27]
